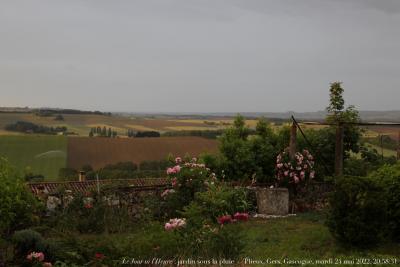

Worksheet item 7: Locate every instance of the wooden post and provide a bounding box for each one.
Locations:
[289,122,297,159]
[334,124,344,177]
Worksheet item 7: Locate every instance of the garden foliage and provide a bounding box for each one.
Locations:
[326,176,387,247]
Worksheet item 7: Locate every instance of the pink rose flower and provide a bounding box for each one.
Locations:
[27,252,45,262]
[166,167,176,175]
[173,165,181,173]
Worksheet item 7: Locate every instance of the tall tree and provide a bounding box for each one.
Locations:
[326,82,362,155]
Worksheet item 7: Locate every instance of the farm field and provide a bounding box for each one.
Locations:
[0,135,67,179]
[364,143,398,157]
[0,113,229,135]
[67,136,218,170]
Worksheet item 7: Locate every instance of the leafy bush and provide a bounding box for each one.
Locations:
[0,158,42,237]
[162,157,216,217]
[12,229,58,264]
[369,163,400,242]
[326,176,387,247]
[190,184,251,222]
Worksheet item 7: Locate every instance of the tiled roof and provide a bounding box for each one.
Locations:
[28,178,169,195]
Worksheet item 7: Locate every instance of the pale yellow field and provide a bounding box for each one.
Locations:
[165,126,220,131]
[124,124,158,131]
[168,119,260,128]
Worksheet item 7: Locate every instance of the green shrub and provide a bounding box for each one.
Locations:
[12,229,58,263]
[326,176,387,247]
[369,163,400,242]
[163,158,215,217]
[0,158,42,237]
[172,212,245,260]
[191,184,250,222]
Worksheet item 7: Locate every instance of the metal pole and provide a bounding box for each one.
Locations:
[289,122,297,159]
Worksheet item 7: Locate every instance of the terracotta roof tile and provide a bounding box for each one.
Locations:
[28,178,169,195]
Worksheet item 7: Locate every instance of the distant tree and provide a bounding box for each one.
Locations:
[54,114,64,121]
[96,126,101,135]
[102,126,107,137]
[108,128,112,138]
[89,129,94,137]
[112,131,117,138]
[135,131,161,138]
[58,168,78,181]
[327,82,345,121]
[81,164,93,173]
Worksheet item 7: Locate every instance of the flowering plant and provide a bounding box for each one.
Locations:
[275,148,315,186]
[161,189,175,199]
[233,212,249,221]
[217,215,233,225]
[164,218,186,231]
[27,252,45,262]
[166,157,217,189]
[217,212,249,225]
[164,157,218,216]
[26,252,52,267]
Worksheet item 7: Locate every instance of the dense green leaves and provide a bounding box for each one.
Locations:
[326,176,387,247]
[0,157,41,237]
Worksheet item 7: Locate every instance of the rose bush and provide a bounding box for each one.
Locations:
[163,157,217,217]
[276,148,315,185]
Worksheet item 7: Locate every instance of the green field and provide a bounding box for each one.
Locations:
[365,143,398,157]
[0,135,67,180]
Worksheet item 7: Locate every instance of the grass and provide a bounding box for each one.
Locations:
[0,135,67,179]
[51,212,400,266]
[240,213,400,266]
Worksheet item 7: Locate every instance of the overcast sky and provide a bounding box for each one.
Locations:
[1,0,399,112]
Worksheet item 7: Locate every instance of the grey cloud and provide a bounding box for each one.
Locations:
[0,0,399,112]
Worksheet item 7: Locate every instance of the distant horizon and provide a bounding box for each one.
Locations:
[2,105,400,115]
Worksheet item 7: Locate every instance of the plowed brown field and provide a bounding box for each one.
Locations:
[67,137,218,169]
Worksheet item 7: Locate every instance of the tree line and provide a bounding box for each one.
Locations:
[5,121,67,135]
[89,127,118,138]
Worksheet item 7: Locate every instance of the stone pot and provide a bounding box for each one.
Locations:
[256,188,289,216]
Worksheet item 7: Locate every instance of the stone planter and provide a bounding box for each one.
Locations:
[256,188,289,216]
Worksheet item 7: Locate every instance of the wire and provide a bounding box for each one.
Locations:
[291,116,332,174]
